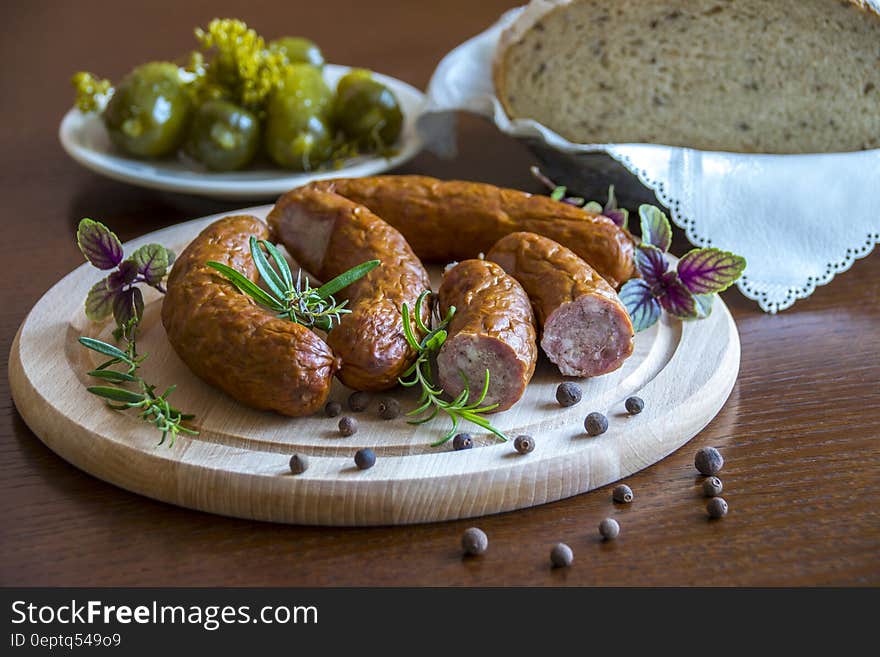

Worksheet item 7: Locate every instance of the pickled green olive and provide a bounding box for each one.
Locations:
[332,76,403,150]
[102,62,191,158]
[184,100,259,171]
[269,37,325,68]
[335,68,373,99]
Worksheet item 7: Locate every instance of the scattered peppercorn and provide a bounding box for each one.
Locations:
[585,412,608,436]
[514,434,535,454]
[461,527,488,556]
[338,415,358,437]
[452,433,474,451]
[555,382,582,407]
[288,454,308,475]
[702,476,723,497]
[354,447,376,470]
[625,396,644,414]
[707,496,728,519]
[324,400,342,418]
[377,397,400,420]
[612,484,634,504]
[550,542,574,568]
[348,391,372,412]
[695,446,724,475]
[599,517,620,540]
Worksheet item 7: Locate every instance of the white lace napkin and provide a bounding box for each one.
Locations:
[417,7,880,313]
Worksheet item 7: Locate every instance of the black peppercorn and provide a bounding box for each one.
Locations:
[612,484,633,504]
[707,496,728,519]
[625,396,644,414]
[695,446,724,475]
[324,401,342,418]
[555,382,582,407]
[348,391,372,412]
[354,448,376,470]
[585,412,608,436]
[288,454,308,475]
[550,543,574,568]
[452,433,474,451]
[514,434,535,454]
[338,415,358,437]
[702,476,723,497]
[599,517,620,540]
[461,527,488,556]
[377,397,400,420]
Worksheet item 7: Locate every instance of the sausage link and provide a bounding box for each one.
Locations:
[161,215,338,416]
[309,176,636,287]
[268,187,431,391]
[487,232,634,378]
[437,260,537,412]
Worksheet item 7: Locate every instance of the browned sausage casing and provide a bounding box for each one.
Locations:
[307,176,636,287]
[161,215,339,416]
[437,260,537,412]
[487,232,634,378]
[267,187,431,391]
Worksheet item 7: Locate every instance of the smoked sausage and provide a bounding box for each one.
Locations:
[487,232,634,378]
[268,186,432,391]
[437,260,537,412]
[161,215,338,416]
[306,176,636,287]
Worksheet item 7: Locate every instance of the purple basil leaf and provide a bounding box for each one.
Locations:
[638,205,672,252]
[107,260,138,290]
[657,271,697,319]
[112,287,144,328]
[128,243,170,284]
[84,277,116,321]
[634,244,668,287]
[694,293,714,319]
[677,248,747,295]
[77,218,123,270]
[619,278,662,332]
[605,208,628,229]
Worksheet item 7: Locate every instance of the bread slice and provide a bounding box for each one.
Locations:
[494,0,880,153]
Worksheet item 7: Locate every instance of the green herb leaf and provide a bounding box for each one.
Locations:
[78,336,131,362]
[550,186,567,201]
[87,369,138,383]
[248,237,288,299]
[128,244,170,285]
[86,386,145,404]
[77,218,124,270]
[260,240,293,290]
[639,205,672,252]
[84,277,116,321]
[315,260,381,299]
[206,261,284,311]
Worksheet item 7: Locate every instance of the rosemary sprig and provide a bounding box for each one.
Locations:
[207,236,379,332]
[399,291,507,446]
[79,319,197,446]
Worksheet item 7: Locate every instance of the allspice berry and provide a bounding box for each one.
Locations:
[288,454,308,475]
[585,412,608,436]
[354,448,376,470]
[461,527,488,556]
[702,476,723,497]
[550,543,574,568]
[599,517,620,540]
[612,484,634,504]
[338,415,358,437]
[452,433,474,451]
[625,396,645,414]
[514,434,535,454]
[695,446,724,476]
[348,391,372,412]
[555,382,582,407]
[324,401,342,418]
[707,497,729,519]
[377,397,400,420]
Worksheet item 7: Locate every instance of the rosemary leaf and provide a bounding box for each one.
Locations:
[78,336,132,363]
[315,260,380,299]
[248,237,287,299]
[206,261,284,311]
[86,386,145,403]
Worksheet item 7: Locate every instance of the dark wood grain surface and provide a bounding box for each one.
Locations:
[1,0,877,586]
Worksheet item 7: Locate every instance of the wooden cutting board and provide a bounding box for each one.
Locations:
[9,207,740,525]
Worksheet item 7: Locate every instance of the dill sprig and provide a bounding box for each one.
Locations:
[207,236,379,332]
[399,291,507,446]
[79,319,197,446]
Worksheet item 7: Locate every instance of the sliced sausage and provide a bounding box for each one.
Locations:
[161,215,338,416]
[487,232,634,378]
[306,175,636,287]
[437,259,537,412]
[268,186,432,391]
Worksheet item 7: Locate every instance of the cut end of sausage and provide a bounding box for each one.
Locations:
[437,334,529,413]
[542,295,635,378]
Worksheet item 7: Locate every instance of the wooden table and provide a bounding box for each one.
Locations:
[1,0,877,586]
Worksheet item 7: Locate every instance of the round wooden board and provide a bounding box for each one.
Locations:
[9,207,740,526]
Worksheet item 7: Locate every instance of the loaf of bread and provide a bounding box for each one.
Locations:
[493,0,880,153]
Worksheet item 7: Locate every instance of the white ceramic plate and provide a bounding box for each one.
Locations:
[59,65,425,200]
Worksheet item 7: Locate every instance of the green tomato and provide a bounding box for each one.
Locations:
[269,37,325,68]
[102,62,192,158]
[332,75,403,150]
[184,100,260,171]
